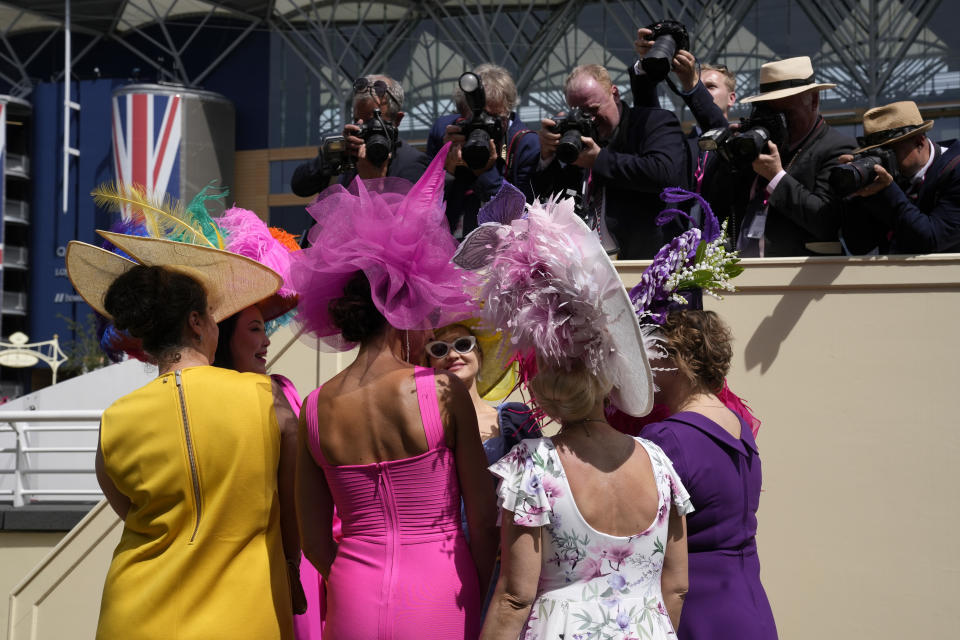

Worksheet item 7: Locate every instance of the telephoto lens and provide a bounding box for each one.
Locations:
[641,20,690,82]
[829,155,882,197]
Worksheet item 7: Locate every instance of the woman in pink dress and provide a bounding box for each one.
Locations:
[292,146,499,639]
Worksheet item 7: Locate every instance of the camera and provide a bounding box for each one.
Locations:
[316,134,349,175]
[457,72,506,170]
[828,148,899,197]
[549,108,597,164]
[642,20,690,82]
[357,109,398,167]
[699,107,789,171]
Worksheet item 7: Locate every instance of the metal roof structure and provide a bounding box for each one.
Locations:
[0,1,956,141]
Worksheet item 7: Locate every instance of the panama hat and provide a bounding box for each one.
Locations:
[740,56,835,103]
[67,231,282,323]
[852,101,934,154]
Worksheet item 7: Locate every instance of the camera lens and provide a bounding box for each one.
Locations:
[641,34,677,82]
[462,127,492,170]
[365,133,391,166]
[828,156,879,197]
[556,130,584,164]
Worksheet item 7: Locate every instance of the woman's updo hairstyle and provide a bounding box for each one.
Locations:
[104,265,208,358]
[531,359,613,423]
[660,309,733,394]
[328,271,386,343]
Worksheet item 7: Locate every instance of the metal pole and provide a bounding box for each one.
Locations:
[12,422,24,507]
[62,0,70,215]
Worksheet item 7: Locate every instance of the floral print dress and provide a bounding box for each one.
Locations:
[489,437,694,640]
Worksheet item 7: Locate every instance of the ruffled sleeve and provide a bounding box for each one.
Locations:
[488,438,554,528]
[638,438,695,517]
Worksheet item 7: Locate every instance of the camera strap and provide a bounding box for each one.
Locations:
[506,129,535,184]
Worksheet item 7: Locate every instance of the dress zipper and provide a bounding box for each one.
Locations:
[175,370,202,542]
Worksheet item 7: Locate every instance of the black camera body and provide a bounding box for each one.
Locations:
[828,148,899,197]
[458,72,506,171]
[358,109,398,167]
[642,20,691,82]
[699,109,789,171]
[549,108,597,164]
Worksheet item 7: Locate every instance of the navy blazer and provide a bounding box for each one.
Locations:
[532,103,689,259]
[845,139,960,254]
[427,113,540,234]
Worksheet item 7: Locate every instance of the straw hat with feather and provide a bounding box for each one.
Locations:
[67,231,283,324]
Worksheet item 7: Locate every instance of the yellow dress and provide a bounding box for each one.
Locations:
[96,366,293,639]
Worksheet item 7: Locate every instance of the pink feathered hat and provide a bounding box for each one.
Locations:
[290,142,476,350]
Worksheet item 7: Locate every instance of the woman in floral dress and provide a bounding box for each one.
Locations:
[451,190,694,640]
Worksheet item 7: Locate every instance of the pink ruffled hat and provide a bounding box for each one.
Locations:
[290,143,476,350]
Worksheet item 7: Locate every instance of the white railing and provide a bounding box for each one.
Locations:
[0,410,104,507]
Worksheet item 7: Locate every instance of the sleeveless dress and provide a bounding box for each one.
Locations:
[272,374,323,640]
[304,366,482,639]
[489,436,694,640]
[96,366,293,639]
[642,412,778,639]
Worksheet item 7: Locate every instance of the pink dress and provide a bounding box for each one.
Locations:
[273,374,323,640]
[303,366,482,640]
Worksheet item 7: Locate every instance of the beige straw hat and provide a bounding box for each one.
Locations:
[852,101,934,154]
[66,231,283,323]
[740,56,836,103]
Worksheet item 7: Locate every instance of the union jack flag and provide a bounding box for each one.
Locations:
[112,91,182,210]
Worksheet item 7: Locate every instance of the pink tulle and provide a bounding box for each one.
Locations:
[219,207,296,299]
[717,379,762,437]
[290,143,476,350]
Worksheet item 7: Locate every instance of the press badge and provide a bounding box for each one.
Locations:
[746,208,768,239]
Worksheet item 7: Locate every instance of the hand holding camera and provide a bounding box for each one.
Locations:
[635,25,698,92]
[832,152,897,198]
[548,108,599,167]
[456,72,506,172]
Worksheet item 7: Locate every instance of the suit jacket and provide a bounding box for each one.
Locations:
[427,113,540,235]
[844,139,960,254]
[758,119,857,256]
[532,103,690,259]
[630,68,736,234]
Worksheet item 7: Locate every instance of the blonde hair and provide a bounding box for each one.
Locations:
[701,64,736,92]
[564,64,613,96]
[531,360,613,423]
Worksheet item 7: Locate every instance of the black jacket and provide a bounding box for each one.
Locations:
[290,138,429,197]
[532,103,690,259]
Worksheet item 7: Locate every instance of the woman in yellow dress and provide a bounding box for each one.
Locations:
[67,232,294,640]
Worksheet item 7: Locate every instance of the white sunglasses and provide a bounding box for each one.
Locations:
[425,335,478,359]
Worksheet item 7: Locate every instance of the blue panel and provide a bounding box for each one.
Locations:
[29,79,126,345]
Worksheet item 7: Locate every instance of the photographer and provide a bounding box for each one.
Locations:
[840,101,960,254]
[426,64,540,237]
[533,64,689,259]
[633,24,737,231]
[290,74,429,197]
[732,57,856,256]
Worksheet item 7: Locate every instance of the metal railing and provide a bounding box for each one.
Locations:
[0,410,104,507]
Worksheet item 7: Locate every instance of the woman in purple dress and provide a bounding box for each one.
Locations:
[641,309,778,640]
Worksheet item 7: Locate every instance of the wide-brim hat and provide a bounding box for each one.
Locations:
[67,231,282,323]
[434,318,517,401]
[852,100,933,153]
[740,56,836,103]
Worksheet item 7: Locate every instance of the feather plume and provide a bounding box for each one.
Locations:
[182,182,229,249]
[91,182,216,248]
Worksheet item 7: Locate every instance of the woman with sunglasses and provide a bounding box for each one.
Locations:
[293,148,498,640]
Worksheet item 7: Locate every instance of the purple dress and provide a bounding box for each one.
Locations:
[642,411,778,640]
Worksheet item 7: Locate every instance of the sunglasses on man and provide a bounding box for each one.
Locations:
[425,335,478,359]
[353,77,402,110]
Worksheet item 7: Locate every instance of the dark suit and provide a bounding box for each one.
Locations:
[532,103,689,259]
[426,113,540,235]
[843,139,960,254]
[747,118,856,256]
[289,138,429,197]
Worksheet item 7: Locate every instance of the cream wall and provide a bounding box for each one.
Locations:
[4,255,959,639]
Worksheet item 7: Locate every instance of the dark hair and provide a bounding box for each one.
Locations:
[213,312,240,369]
[104,265,208,358]
[328,271,386,343]
[661,310,733,394]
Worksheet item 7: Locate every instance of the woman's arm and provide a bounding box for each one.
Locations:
[273,382,301,565]
[295,409,338,578]
[443,372,499,594]
[480,515,542,640]
[94,428,130,520]
[660,506,689,631]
